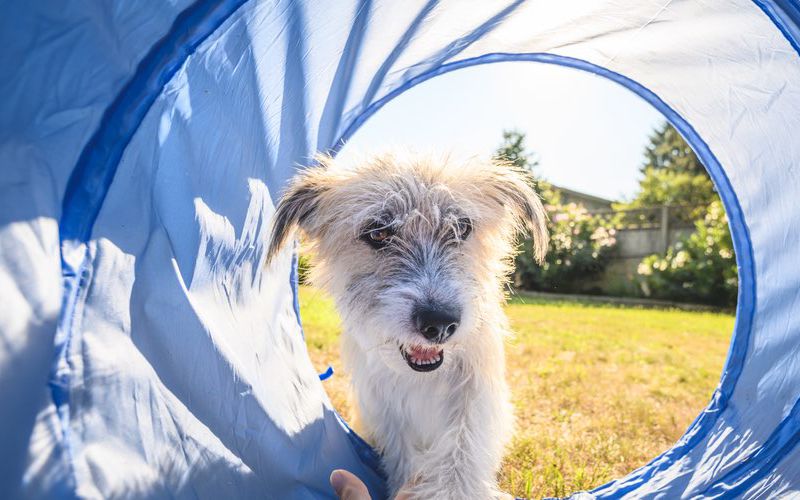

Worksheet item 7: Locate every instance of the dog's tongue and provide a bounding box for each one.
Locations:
[408,345,440,362]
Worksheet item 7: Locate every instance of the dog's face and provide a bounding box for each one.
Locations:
[267,154,547,374]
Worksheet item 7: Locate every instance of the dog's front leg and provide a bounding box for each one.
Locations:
[400,375,513,500]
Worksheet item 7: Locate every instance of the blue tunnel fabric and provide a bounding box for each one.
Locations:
[1,1,799,499]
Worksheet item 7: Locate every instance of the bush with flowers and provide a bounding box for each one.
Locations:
[636,200,737,307]
[514,185,618,293]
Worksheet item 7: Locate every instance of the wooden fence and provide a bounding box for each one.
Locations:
[584,205,701,256]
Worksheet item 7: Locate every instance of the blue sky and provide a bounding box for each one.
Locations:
[338,62,665,201]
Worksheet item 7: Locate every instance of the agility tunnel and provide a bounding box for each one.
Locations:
[2,1,799,498]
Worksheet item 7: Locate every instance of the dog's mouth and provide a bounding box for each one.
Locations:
[399,344,444,372]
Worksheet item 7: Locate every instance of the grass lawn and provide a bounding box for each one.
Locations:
[298,285,734,499]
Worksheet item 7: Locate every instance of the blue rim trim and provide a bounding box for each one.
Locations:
[59,0,246,246]
[52,0,249,490]
[319,365,335,381]
[334,52,757,498]
[752,0,800,56]
[700,399,800,497]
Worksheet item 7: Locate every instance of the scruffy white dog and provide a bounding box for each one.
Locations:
[267,154,548,499]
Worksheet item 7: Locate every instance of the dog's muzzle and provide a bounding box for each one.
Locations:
[398,307,459,372]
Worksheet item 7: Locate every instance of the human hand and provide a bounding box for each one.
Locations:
[330,470,413,500]
[330,469,371,500]
[330,469,515,499]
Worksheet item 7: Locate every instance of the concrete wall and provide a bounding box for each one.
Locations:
[614,227,694,259]
[547,201,702,296]
[591,227,694,296]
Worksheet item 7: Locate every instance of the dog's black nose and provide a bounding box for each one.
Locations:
[414,308,460,341]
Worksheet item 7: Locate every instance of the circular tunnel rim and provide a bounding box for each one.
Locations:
[330,52,757,497]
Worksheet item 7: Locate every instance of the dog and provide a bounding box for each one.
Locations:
[267,153,548,499]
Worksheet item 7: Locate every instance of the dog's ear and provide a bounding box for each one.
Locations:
[484,161,549,263]
[266,166,329,263]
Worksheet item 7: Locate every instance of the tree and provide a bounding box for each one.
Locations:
[642,123,704,175]
[623,123,717,213]
[494,130,558,204]
[495,130,538,172]
[494,130,617,293]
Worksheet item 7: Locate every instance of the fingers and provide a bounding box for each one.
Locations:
[393,482,413,500]
[330,469,372,500]
[330,471,516,500]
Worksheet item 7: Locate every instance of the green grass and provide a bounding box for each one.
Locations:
[299,286,734,499]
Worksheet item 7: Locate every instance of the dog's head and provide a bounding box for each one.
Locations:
[267,154,547,373]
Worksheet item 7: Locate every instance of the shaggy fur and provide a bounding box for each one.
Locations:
[267,154,548,499]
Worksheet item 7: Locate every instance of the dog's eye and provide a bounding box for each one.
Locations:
[456,218,473,240]
[369,228,391,242]
[360,223,394,249]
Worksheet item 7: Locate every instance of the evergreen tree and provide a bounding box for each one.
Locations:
[494,130,557,202]
[624,122,717,215]
[642,122,704,175]
[495,130,538,172]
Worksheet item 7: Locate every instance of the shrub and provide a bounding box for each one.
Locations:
[514,200,618,294]
[637,200,737,307]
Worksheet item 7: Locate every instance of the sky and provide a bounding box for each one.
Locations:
[337,62,665,202]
